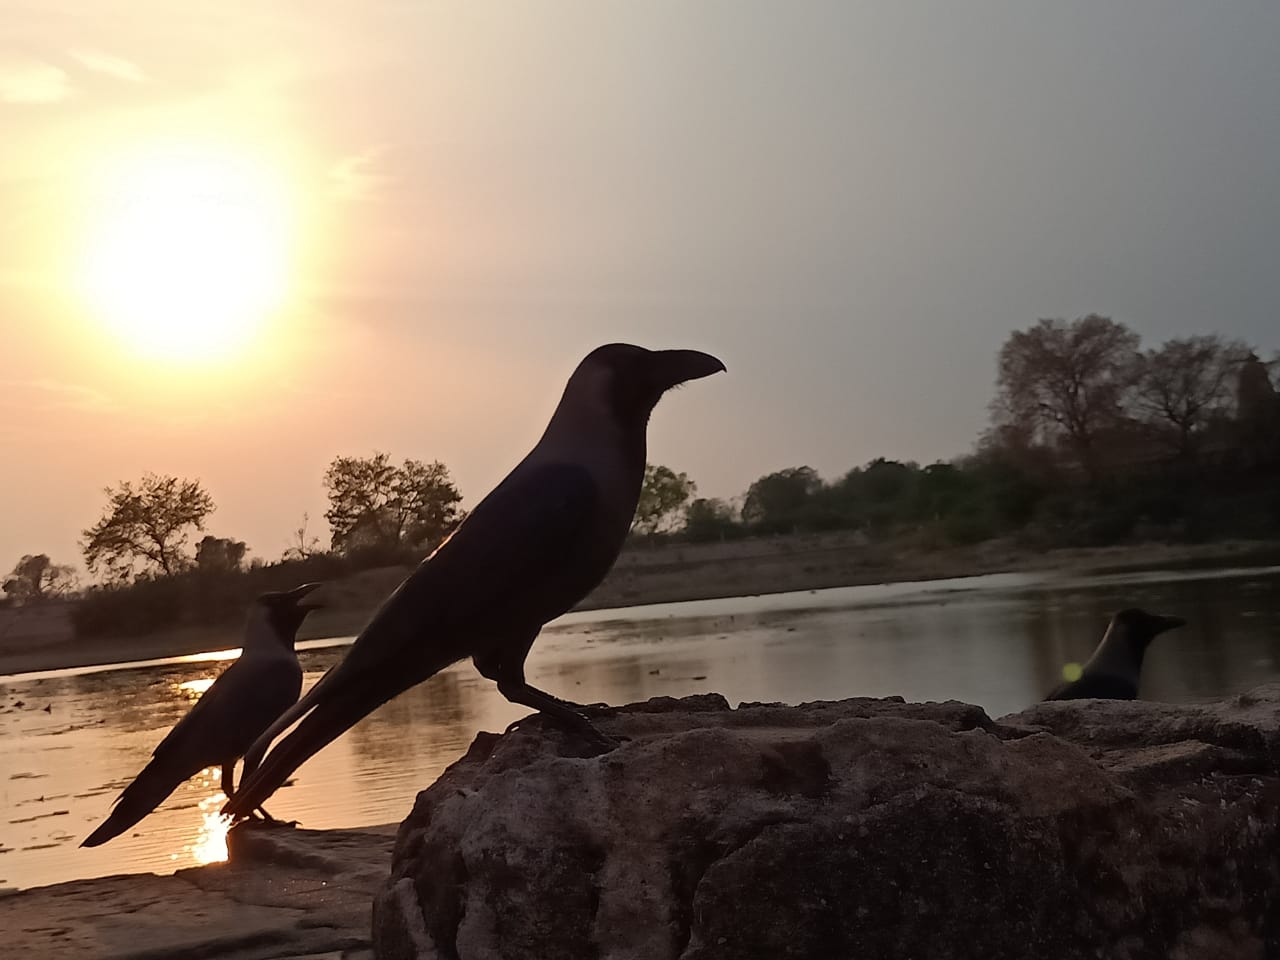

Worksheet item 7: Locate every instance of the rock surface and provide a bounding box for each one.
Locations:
[1,824,396,960]
[375,690,1280,960]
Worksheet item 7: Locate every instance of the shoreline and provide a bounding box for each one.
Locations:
[2,534,1279,679]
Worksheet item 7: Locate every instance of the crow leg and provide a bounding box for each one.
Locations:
[254,806,297,827]
[499,678,619,749]
[220,759,236,797]
[475,638,618,750]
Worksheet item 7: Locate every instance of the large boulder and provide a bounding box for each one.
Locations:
[374,689,1280,960]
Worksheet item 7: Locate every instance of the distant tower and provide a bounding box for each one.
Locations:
[1236,352,1276,421]
[1236,352,1278,465]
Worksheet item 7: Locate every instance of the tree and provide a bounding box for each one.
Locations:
[632,464,697,536]
[3,554,78,604]
[81,474,215,580]
[869,459,917,498]
[683,498,741,542]
[1134,336,1248,459]
[912,463,974,522]
[195,535,247,573]
[324,453,463,556]
[993,315,1140,479]
[282,512,323,561]
[741,466,823,532]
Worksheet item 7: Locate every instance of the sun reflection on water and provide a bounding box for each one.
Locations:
[190,793,232,865]
[178,677,216,697]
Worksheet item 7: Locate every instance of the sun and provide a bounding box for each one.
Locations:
[79,144,294,362]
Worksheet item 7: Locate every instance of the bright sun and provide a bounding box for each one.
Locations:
[80,144,294,362]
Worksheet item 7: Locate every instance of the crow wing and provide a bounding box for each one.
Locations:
[155,655,303,765]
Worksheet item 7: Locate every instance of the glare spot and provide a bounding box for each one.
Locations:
[177,648,242,665]
[79,145,294,363]
[179,678,215,698]
[188,792,231,866]
[1062,662,1084,682]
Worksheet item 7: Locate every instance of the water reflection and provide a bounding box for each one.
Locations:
[178,677,216,697]
[0,564,1277,891]
[188,794,231,866]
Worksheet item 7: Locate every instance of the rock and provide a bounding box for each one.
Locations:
[374,690,1280,960]
[0,825,396,960]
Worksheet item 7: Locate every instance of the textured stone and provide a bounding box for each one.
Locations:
[374,690,1280,960]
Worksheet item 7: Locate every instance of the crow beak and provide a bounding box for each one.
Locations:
[650,349,727,391]
[1153,614,1186,635]
[286,582,326,610]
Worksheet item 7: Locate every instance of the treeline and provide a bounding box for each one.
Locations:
[4,315,1277,638]
[1,453,469,636]
[664,318,1280,547]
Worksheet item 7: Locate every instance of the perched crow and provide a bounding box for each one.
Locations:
[224,344,724,818]
[1044,607,1185,701]
[82,583,321,847]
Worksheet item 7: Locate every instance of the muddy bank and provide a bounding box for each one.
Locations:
[3,535,1278,677]
[0,824,395,960]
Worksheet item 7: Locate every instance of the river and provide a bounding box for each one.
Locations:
[2,563,1278,891]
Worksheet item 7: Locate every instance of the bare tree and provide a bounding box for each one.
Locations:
[282,512,323,561]
[993,315,1140,479]
[81,474,215,580]
[1134,335,1249,459]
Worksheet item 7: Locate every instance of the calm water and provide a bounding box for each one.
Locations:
[3,564,1279,891]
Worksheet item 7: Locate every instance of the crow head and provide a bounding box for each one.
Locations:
[1112,608,1187,649]
[256,581,325,644]
[573,343,726,425]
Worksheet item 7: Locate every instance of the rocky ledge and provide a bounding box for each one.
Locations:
[375,689,1280,960]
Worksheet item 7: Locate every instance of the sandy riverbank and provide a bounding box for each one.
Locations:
[2,534,1278,678]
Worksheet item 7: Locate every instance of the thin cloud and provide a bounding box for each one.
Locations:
[0,59,71,104]
[0,379,114,412]
[69,49,146,84]
[328,146,388,200]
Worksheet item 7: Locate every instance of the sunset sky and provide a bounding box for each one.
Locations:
[3,2,1279,577]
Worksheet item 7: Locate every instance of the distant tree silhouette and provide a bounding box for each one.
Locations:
[683,498,741,542]
[324,453,463,558]
[195,535,248,573]
[1134,335,1248,459]
[632,464,697,536]
[81,474,214,580]
[994,315,1140,480]
[742,466,823,532]
[3,554,78,604]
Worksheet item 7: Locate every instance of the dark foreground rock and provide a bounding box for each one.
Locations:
[2,825,396,960]
[375,690,1280,960]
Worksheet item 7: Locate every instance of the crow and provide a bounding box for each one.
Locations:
[224,344,724,818]
[82,583,321,846]
[1045,607,1185,701]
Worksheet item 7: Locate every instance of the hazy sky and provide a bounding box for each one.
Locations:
[3,2,1278,575]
